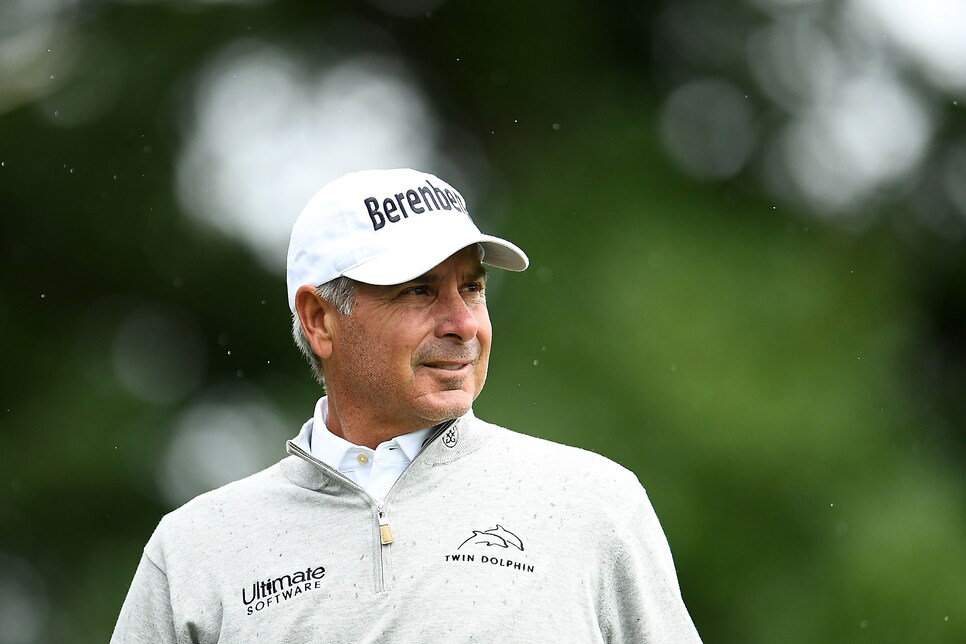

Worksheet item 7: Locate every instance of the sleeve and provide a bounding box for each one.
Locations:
[110,551,178,644]
[596,491,702,643]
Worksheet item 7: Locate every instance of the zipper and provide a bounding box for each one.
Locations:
[377,505,394,545]
[286,418,455,593]
[286,441,390,591]
[363,420,454,591]
[375,502,393,593]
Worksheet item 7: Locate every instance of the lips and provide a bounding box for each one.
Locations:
[418,342,479,372]
[424,361,470,371]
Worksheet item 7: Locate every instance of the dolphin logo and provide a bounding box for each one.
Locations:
[458,525,524,551]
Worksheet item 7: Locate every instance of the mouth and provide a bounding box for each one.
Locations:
[418,342,480,376]
[423,361,471,372]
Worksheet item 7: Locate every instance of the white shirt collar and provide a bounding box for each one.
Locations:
[307,396,433,471]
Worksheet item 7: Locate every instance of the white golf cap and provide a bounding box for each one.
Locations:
[286,168,529,311]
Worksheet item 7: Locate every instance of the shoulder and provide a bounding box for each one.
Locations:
[471,416,648,509]
[148,461,289,554]
[475,416,639,478]
[172,460,288,514]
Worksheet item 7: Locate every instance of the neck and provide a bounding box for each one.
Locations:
[323,393,423,450]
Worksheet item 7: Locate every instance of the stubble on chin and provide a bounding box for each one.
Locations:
[410,369,480,421]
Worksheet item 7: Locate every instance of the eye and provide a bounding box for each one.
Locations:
[401,285,431,296]
[461,281,486,298]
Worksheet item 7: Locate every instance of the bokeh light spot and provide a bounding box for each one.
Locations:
[854,0,966,90]
[659,78,758,180]
[0,552,47,644]
[157,385,289,506]
[112,304,206,405]
[176,41,450,274]
[780,72,931,213]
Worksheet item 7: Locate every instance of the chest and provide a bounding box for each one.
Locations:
[172,486,608,643]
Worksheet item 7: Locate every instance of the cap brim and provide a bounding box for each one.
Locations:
[342,220,528,286]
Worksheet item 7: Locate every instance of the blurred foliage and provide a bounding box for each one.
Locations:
[1,1,964,643]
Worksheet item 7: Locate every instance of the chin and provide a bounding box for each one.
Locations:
[416,390,475,422]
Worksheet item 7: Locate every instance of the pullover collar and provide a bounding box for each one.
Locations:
[306,396,432,469]
[284,406,487,494]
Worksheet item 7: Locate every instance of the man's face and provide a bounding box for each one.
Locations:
[325,245,492,432]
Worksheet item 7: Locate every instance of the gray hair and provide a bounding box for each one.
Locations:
[291,276,356,388]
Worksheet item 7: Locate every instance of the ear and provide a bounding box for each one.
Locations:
[294,285,338,360]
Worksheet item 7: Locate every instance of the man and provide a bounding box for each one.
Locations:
[112,168,701,642]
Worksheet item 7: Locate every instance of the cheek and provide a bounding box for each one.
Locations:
[479,320,493,355]
[335,322,395,382]
[341,326,425,388]
[475,315,493,379]
[476,305,492,341]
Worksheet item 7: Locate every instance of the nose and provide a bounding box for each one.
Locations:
[434,287,479,342]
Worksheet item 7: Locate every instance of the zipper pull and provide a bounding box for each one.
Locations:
[378,510,394,545]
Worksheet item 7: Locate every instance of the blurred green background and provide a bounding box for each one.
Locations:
[2,0,965,642]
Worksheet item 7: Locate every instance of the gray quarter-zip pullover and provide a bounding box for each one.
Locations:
[112,411,702,643]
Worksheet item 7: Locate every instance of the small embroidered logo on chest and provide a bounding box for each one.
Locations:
[442,426,459,448]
